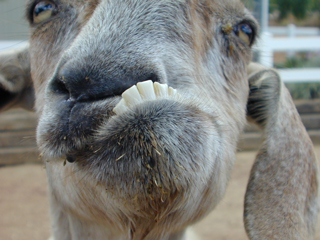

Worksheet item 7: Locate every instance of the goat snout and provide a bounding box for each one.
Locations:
[49,61,161,102]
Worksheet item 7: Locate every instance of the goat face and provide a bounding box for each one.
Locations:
[6,0,259,239]
[31,0,257,228]
[32,0,256,155]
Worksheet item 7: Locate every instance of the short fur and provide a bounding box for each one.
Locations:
[0,1,318,239]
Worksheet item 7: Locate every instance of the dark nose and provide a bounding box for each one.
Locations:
[49,61,160,102]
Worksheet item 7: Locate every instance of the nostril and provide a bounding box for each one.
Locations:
[0,88,16,109]
[147,73,160,84]
[49,60,163,103]
[50,77,70,96]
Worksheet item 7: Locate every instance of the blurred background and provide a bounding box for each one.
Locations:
[245,0,320,99]
[0,1,320,240]
[0,0,28,46]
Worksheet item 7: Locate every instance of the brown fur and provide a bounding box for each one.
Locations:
[0,1,318,239]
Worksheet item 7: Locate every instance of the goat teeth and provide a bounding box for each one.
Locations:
[113,99,129,115]
[168,87,177,96]
[137,80,156,100]
[122,85,142,107]
[154,82,168,97]
[114,83,180,115]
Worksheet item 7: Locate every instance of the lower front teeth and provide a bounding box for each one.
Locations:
[113,80,177,115]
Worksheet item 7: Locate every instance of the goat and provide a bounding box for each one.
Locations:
[0,0,318,239]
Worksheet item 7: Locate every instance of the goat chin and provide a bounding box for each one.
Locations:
[45,95,229,238]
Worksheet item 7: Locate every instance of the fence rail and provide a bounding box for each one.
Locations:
[256,25,320,83]
[269,25,320,37]
[278,68,320,83]
[0,41,28,52]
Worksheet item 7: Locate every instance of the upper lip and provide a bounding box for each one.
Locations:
[38,95,120,159]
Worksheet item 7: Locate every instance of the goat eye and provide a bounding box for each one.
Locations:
[33,1,56,24]
[234,23,254,46]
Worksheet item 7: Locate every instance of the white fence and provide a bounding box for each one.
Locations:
[0,41,28,52]
[257,24,320,83]
[269,25,320,37]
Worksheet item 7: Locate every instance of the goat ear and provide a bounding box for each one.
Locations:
[244,62,319,239]
[0,44,34,112]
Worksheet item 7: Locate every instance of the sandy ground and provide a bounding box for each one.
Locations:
[1,146,320,240]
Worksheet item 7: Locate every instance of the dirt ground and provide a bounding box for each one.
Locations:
[1,146,320,240]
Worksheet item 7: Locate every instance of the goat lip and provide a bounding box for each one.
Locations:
[65,98,118,134]
[73,94,120,103]
[38,97,120,159]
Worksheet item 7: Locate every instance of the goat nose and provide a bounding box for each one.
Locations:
[50,64,160,102]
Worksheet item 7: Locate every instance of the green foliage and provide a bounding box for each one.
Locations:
[286,83,320,99]
[276,55,320,99]
[293,0,311,19]
[275,54,320,69]
[269,0,278,13]
[243,0,320,19]
[275,57,305,68]
[270,0,320,20]
[311,0,320,11]
[276,0,311,19]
